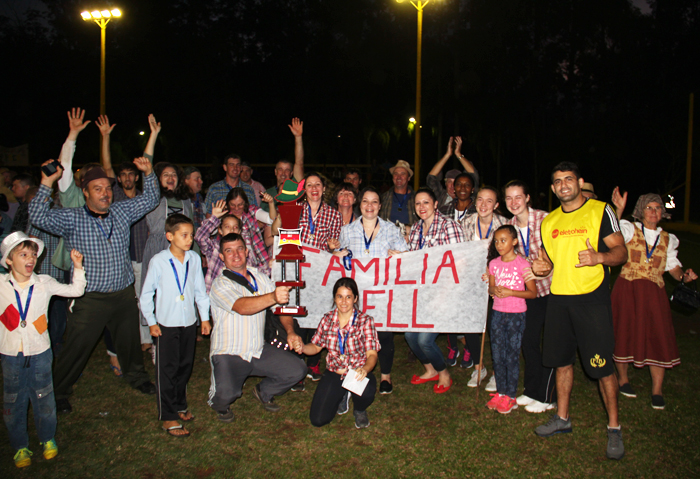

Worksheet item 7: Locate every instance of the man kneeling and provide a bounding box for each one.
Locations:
[207,233,305,422]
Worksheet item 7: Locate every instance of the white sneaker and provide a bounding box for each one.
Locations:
[485,375,497,392]
[517,394,535,407]
[525,400,553,413]
[467,367,488,388]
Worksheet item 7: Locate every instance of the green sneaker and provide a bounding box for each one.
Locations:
[42,438,58,460]
[14,448,32,468]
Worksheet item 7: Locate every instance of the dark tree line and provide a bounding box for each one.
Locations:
[1,0,698,217]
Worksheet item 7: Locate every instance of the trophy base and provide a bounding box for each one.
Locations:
[274,306,308,316]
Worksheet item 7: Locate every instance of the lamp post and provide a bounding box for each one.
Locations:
[397,0,432,191]
[81,9,122,117]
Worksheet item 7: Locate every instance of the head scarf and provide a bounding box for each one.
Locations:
[631,193,671,222]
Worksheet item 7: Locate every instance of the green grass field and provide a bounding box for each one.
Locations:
[2,231,700,478]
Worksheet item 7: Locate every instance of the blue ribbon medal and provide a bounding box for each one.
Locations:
[337,310,358,361]
[169,259,190,301]
[10,282,34,328]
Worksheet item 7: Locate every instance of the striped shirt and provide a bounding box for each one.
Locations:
[339,216,407,258]
[209,268,275,361]
[28,173,160,293]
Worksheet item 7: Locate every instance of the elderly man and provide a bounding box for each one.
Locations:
[208,233,305,422]
[29,156,160,413]
[379,160,417,231]
[531,161,627,460]
[205,154,258,215]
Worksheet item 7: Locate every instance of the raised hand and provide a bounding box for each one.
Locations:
[212,199,228,218]
[96,115,116,136]
[133,156,153,176]
[148,114,161,134]
[445,136,454,156]
[67,108,90,140]
[611,186,627,219]
[288,117,303,137]
[531,249,552,276]
[70,249,84,269]
[454,136,463,157]
[576,238,600,268]
[39,159,64,187]
[261,192,275,204]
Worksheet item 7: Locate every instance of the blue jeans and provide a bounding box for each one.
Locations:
[490,310,526,399]
[2,350,56,450]
[405,332,446,372]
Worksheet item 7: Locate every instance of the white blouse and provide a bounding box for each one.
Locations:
[619,220,681,272]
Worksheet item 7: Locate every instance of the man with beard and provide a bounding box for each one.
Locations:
[379,160,417,233]
[29,151,159,414]
[260,118,305,213]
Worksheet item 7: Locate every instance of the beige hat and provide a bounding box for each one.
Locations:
[581,182,597,199]
[1,231,44,268]
[389,160,414,179]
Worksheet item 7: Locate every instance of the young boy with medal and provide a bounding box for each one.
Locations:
[139,214,210,437]
[0,232,86,468]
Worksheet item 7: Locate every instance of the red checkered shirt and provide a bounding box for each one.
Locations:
[408,211,465,250]
[507,207,551,297]
[299,202,342,252]
[240,212,271,276]
[311,309,381,373]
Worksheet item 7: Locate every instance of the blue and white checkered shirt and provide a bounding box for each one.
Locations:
[339,216,408,258]
[204,179,257,214]
[28,173,160,293]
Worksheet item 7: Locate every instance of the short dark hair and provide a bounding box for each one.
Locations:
[454,173,474,189]
[224,154,242,165]
[487,225,518,263]
[344,168,361,178]
[116,162,138,176]
[414,187,438,203]
[220,232,246,252]
[165,213,193,235]
[183,166,200,179]
[332,277,359,308]
[358,185,381,204]
[335,182,358,204]
[551,162,581,183]
[219,214,242,232]
[13,174,36,188]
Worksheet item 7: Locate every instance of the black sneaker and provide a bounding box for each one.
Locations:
[651,395,665,410]
[535,414,573,437]
[217,409,235,423]
[291,380,305,392]
[306,365,322,381]
[136,381,156,395]
[606,427,625,460]
[619,383,636,398]
[379,380,393,395]
[56,398,72,414]
[354,410,370,429]
[252,385,281,412]
[337,391,351,415]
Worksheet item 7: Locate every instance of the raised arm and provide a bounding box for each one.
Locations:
[428,137,454,177]
[30,160,73,237]
[288,118,304,180]
[58,108,90,193]
[453,136,476,174]
[96,115,117,178]
[115,157,158,223]
[143,114,161,159]
[611,186,627,220]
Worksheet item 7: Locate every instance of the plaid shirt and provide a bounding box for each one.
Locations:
[379,187,418,226]
[460,212,508,242]
[241,213,270,275]
[113,184,148,263]
[26,223,64,282]
[191,192,205,231]
[339,216,407,258]
[508,207,551,297]
[204,179,257,214]
[408,211,465,250]
[28,173,160,293]
[311,309,380,373]
[299,202,342,252]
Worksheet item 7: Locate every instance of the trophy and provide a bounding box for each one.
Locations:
[273,179,308,316]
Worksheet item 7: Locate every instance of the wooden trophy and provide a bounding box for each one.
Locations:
[273,180,308,316]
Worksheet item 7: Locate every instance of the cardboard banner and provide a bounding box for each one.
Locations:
[273,240,490,333]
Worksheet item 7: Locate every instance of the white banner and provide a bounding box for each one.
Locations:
[273,241,490,333]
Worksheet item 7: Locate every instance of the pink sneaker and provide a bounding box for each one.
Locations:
[486,393,504,410]
[497,396,518,414]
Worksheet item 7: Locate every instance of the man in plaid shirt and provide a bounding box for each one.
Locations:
[204,155,257,215]
[29,157,160,414]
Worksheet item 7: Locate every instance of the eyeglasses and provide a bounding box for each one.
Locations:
[645,206,663,212]
[161,173,177,179]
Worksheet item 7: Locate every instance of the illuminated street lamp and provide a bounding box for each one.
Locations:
[81,8,122,116]
[396,0,434,190]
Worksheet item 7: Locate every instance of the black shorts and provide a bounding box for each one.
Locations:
[542,297,615,379]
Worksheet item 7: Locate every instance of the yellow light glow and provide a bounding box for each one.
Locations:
[111,9,121,17]
[139,131,145,136]
[100,10,111,18]
[409,117,416,123]
[91,11,101,19]
[81,11,91,20]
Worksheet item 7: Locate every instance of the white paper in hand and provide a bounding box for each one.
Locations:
[342,369,369,396]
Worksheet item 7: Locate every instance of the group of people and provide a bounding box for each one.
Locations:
[1,112,696,468]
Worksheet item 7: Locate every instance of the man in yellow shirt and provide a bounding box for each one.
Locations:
[532,162,628,460]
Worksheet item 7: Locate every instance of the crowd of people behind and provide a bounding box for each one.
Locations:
[1,109,696,468]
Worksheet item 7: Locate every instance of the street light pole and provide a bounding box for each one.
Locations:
[81,9,122,117]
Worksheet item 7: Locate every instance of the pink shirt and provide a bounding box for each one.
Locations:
[489,255,530,313]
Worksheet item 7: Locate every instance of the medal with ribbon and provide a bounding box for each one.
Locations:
[362,218,379,255]
[393,192,406,212]
[477,219,493,240]
[169,258,189,301]
[519,226,530,257]
[337,310,358,362]
[10,282,34,329]
[230,270,259,295]
[307,204,316,240]
[641,225,660,264]
[419,221,427,249]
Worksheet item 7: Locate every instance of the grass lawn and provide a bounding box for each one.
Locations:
[3,231,700,478]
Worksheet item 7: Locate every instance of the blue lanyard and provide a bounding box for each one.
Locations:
[362,218,379,253]
[85,206,113,241]
[477,219,493,240]
[641,225,660,262]
[393,193,407,210]
[230,270,259,293]
[342,249,353,271]
[418,221,427,249]
[457,207,469,222]
[519,226,530,257]
[10,282,34,328]
[169,258,189,299]
[307,204,317,236]
[337,310,358,357]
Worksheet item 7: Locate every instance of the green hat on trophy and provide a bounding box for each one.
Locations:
[275,179,306,203]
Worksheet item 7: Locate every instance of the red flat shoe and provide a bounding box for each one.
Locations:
[410,374,439,385]
[434,379,453,394]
